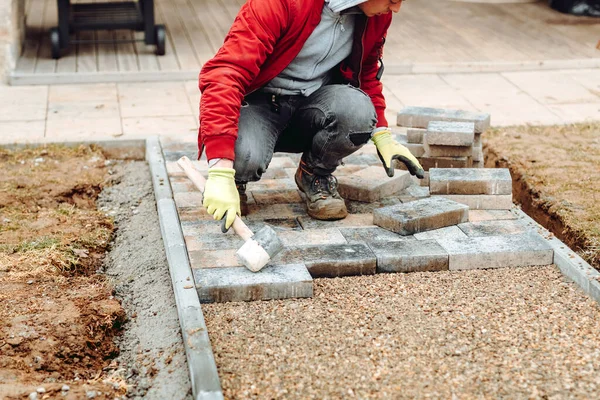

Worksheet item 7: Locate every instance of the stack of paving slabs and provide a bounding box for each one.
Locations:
[429,168,513,210]
[396,106,489,180]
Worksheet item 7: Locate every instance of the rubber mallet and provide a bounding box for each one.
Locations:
[177,156,283,272]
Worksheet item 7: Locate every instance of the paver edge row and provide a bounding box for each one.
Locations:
[147,137,224,400]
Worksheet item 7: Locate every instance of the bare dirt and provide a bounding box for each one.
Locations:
[484,122,600,269]
[0,145,125,399]
[204,266,600,399]
[0,145,191,399]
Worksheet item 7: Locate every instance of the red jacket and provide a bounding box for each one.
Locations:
[198,0,392,161]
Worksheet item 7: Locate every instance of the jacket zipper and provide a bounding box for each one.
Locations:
[356,19,367,88]
[314,17,343,76]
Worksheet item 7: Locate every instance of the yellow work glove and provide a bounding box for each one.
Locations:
[372,128,425,179]
[203,167,241,231]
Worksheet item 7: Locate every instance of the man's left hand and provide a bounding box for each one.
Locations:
[372,128,425,179]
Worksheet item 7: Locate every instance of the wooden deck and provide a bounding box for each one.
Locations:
[10,0,600,85]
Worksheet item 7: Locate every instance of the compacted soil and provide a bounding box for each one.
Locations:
[0,145,190,399]
[484,122,600,269]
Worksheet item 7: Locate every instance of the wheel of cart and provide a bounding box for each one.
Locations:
[50,0,167,59]
[155,24,166,56]
[50,27,61,59]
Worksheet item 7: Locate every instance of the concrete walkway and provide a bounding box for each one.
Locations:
[1,68,599,145]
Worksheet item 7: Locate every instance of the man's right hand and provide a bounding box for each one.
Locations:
[203,167,240,230]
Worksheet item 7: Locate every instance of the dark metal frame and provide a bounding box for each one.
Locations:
[50,0,166,59]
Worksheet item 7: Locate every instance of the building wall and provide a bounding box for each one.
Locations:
[0,0,25,85]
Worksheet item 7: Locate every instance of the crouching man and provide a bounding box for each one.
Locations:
[198,0,424,229]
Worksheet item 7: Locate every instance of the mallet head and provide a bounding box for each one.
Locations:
[236,226,284,272]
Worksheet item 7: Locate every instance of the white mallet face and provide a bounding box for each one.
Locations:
[236,238,272,272]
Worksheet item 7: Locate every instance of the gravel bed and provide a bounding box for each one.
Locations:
[203,266,600,399]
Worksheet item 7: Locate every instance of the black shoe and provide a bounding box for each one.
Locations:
[294,160,348,221]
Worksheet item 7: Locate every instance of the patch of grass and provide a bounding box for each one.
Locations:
[485,122,600,269]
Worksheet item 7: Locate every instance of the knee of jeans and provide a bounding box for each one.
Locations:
[233,147,267,182]
[333,88,377,135]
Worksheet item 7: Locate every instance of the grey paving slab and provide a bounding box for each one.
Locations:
[429,168,512,195]
[184,230,245,252]
[272,243,377,278]
[194,264,313,303]
[244,218,303,232]
[398,184,431,203]
[433,194,514,210]
[396,106,491,134]
[436,232,554,271]
[268,156,296,169]
[277,228,348,247]
[370,240,449,273]
[339,226,416,244]
[174,191,204,208]
[407,128,425,144]
[405,143,425,158]
[419,156,472,170]
[244,203,308,221]
[189,249,242,269]
[425,121,475,147]
[298,214,374,229]
[468,209,519,222]
[414,226,468,241]
[373,197,469,236]
[472,145,484,162]
[458,219,532,237]
[337,166,411,202]
[423,143,473,158]
[342,152,381,166]
[346,197,402,214]
[412,171,430,187]
[251,189,303,205]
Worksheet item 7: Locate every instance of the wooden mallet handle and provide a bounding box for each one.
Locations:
[176,156,254,241]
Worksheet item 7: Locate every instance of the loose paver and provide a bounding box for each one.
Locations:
[437,232,554,270]
[407,128,425,144]
[373,197,469,235]
[425,121,475,147]
[429,168,512,195]
[423,143,473,158]
[397,106,491,133]
[195,264,313,303]
[370,239,449,273]
[419,156,472,170]
[337,165,412,202]
[273,243,377,278]
[398,184,430,203]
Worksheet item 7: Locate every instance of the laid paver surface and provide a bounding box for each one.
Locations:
[165,135,557,303]
[203,265,600,399]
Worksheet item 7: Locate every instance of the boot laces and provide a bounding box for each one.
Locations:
[312,174,338,198]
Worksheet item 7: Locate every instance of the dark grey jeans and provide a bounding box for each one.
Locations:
[233,84,377,183]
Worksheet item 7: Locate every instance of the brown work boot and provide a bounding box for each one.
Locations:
[294,161,348,221]
[236,183,249,216]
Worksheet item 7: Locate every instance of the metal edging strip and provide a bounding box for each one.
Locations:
[146,136,224,400]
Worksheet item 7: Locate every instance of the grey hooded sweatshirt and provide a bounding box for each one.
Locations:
[263,0,367,97]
